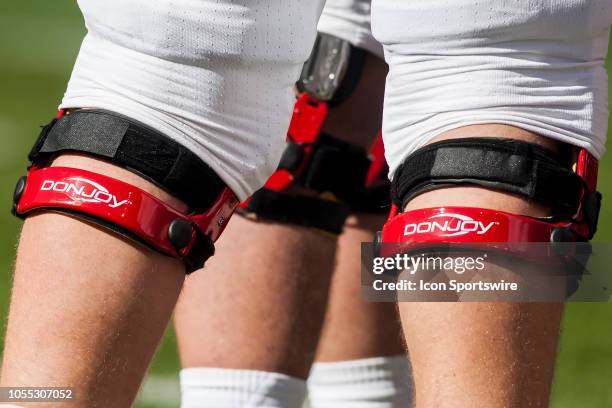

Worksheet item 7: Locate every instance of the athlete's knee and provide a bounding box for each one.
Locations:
[384,131,600,241]
[320,52,387,151]
[14,153,189,273]
[241,33,390,235]
[373,1,607,291]
[12,109,239,273]
[376,130,601,297]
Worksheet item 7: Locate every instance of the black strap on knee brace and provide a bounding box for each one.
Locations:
[380,140,601,297]
[392,137,589,220]
[242,188,351,234]
[29,109,225,212]
[19,109,236,272]
[242,127,389,234]
[280,134,374,204]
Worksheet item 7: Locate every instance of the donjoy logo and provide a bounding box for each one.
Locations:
[404,213,497,237]
[41,177,129,209]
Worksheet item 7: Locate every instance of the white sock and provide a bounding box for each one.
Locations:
[307,355,413,407]
[180,367,307,408]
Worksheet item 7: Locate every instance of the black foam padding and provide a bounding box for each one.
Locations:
[29,110,225,212]
[244,188,350,235]
[262,132,391,216]
[183,229,215,273]
[278,141,304,171]
[392,138,583,217]
[310,134,391,213]
[301,133,372,204]
[350,183,391,213]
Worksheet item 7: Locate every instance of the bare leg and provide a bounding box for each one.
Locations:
[176,52,389,378]
[0,155,186,408]
[307,214,412,408]
[399,125,564,408]
[312,52,397,362]
[315,213,404,362]
[175,216,336,378]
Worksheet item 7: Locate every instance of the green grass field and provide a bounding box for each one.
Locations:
[1,2,612,407]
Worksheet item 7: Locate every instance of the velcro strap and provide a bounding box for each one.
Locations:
[350,183,391,213]
[392,138,583,217]
[29,109,225,212]
[272,133,391,213]
[242,188,350,235]
[300,134,372,203]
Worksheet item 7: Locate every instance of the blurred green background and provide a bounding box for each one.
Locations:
[0,2,611,407]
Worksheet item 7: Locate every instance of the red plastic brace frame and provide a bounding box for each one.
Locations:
[241,92,388,209]
[14,166,238,262]
[379,148,599,255]
[262,92,327,193]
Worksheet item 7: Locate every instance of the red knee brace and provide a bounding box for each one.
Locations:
[14,166,238,272]
[13,109,240,273]
[378,142,600,259]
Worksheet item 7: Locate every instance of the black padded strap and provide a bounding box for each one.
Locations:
[350,183,391,213]
[392,138,583,217]
[242,189,350,235]
[275,133,390,212]
[29,109,225,212]
[241,133,389,230]
[300,133,372,203]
